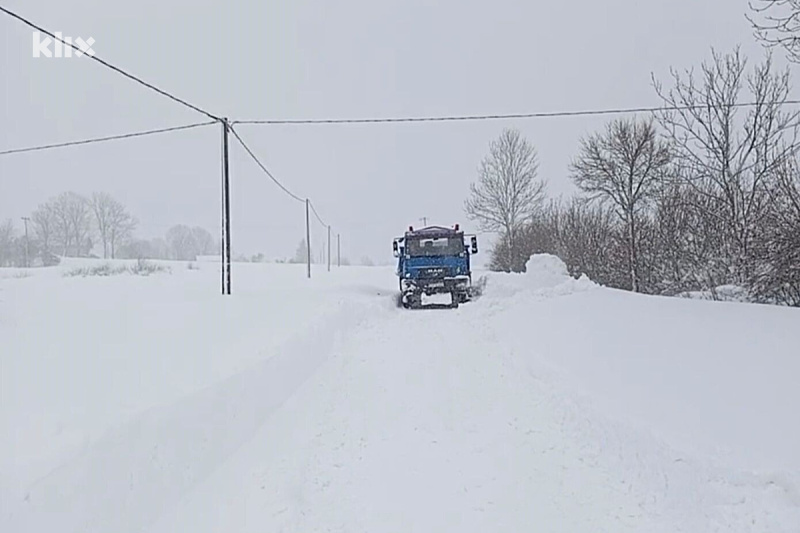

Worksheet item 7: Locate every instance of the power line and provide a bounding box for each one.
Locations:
[228,125,305,203]
[309,200,328,228]
[227,126,334,251]
[0,121,216,157]
[232,100,800,125]
[0,5,221,122]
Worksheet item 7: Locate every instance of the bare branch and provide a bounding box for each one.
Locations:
[569,117,672,291]
[465,128,547,270]
[748,0,800,63]
[652,47,800,282]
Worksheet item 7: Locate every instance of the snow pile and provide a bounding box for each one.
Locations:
[480,253,596,303]
[523,253,595,292]
[524,253,572,287]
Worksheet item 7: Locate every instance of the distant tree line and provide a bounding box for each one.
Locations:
[0,191,137,267]
[285,237,355,266]
[0,191,219,267]
[466,47,800,306]
[119,225,216,262]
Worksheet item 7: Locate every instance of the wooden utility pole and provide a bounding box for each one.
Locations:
[21,216,30,267]
[337,233,340,267]
[221,119,231,295]
[305,199,311,278]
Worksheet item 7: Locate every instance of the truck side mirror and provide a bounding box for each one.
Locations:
[392,241,399,257]
[471,236,478,254]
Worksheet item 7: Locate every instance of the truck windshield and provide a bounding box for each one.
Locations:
[406,236,464,257]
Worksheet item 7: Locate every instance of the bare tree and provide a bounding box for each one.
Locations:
[151,238,170,260]
[0,219,15,267]
[52,197,72,256]
[117,239,150,260]
[91,193,137,259]
[653,47,800,284]
[465,128,547,271]
[191,227,214,256]
[489,200,560,272]
[108,209,137,259]
[292,238,309,264]
[91,193,113,258]
[553,198,625,288]
[748,0,800,63]
[752,156,800,304]
[52,192,93,257]
[569,117,672,291]
[31,202,56,255]
[119,238,170,260]
[646,183,731,296]
[162,225,214,260]
[166,225,197,261]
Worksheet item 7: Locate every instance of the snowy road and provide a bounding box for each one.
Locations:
[146,295,661,532]
[154,298,673,533]
[2,257,799,532]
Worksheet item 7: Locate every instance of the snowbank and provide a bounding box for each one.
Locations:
[523,253,574,287]
[0,261,393,528]
[2,256,798,532]
[479,255,800,474]
[478,253,596,303]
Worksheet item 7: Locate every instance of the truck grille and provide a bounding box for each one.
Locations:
[419,267,448,278]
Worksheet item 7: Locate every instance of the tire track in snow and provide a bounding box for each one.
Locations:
[3,297,379,533]
[145,287,675,533]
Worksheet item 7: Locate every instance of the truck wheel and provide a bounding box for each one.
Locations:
[403,292,420,309]
[450,292,460,308]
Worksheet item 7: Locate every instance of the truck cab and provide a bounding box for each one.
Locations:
[393,224,478,308]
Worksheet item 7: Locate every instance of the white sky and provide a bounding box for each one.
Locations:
[1,0,795,265]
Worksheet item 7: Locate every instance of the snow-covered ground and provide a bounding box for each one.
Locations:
[1,256,798,532]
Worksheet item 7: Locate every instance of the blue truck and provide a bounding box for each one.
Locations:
[393,224,478,309]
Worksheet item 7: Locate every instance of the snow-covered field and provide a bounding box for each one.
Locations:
[1,256,798,532]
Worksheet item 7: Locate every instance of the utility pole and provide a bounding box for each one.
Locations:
[305,199,311,278]
[221,119,231,295]
[21,216,30,268]
[337,233,341,267]
[420,217,428,226]
[327,225,331,272]
[221,125,225,295]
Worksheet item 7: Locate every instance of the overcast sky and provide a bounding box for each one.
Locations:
[1,0,795,266]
